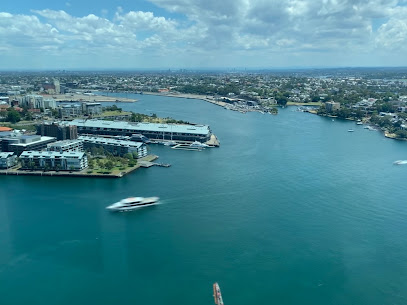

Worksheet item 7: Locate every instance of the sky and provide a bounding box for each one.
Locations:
[1,0,407,70]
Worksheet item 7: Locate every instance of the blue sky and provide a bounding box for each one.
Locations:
[1,0,407,70]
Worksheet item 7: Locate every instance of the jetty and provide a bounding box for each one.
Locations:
[139,161,171,168]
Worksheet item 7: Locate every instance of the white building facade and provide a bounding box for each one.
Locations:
[0,152,17,169]
[20,151,88,171]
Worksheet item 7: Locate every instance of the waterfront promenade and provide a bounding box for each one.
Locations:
[0,155,158,178]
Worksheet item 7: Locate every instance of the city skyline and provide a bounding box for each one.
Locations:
[1,0,407,70]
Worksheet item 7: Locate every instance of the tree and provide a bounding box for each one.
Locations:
[96,159,103,168]
[395,129,407,139]
[124,153,133,160]
[88,159,95,169]
[105,160,114,171]
[28,161,35,171]
[277,97,288,107]
[132,151,138,159]
[7,109,21,123]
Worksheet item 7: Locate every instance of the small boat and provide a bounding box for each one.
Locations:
[213,283,224,305]
[190,141,209,148]
[393,160,407,165]
[348,129,354,132]
[106,197,160,211]
[356,121,363,125]
[163,141,177,146]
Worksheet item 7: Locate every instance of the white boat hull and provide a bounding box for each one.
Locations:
[106,197,160,211]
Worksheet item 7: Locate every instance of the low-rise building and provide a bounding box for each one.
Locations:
[0,152,17,169]
[79,135,147,157]
[1,134,56,155]
[47,139,84,153]
[66,119,212,143]
[20,151,88,171]
[59,104,82,118]
[82,102,102,115]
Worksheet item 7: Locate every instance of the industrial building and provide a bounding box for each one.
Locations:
[19,151,88,171]
[78,135,147,157]
[66,119,212,143]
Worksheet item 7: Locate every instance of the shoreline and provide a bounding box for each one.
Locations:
[0,155,158,178]
[141,91,229,107]
[44,93,138,103]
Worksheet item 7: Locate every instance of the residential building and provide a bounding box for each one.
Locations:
[59,104,82,118]
[43,98,57,109]
[325,101,341,112]
[20,151,88,171]
[21,94,44,109]
[79,135,147,157]
[0,152,17,169]
[47,139,84,153]
[81,102,102,115]
[37,122,78,140]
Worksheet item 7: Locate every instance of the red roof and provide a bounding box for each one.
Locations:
[0,126,13,132]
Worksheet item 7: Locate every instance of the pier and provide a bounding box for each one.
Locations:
[139,161,171,168]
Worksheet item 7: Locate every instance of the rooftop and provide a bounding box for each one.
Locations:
[10,136,55,147]
[0,152,15,158]
[67,119,211,135]
[20,151,85,158]
[78,135,144,148]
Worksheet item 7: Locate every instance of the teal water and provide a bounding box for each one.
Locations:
[1,94,407,305]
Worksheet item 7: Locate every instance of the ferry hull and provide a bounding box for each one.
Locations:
[106,197,159,211]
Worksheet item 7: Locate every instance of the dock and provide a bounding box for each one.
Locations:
[171,144,204,151]
[139,161,171,168]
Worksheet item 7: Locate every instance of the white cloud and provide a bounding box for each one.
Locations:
[376,7,407,49]
[0,0,407,68]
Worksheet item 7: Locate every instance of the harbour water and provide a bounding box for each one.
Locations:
[1,94,407,305]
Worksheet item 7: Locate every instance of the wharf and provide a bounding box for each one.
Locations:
[139,161,171,168]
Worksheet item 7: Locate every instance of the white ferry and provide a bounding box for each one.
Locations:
[393,160,407,165]
[106,197,160,211]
